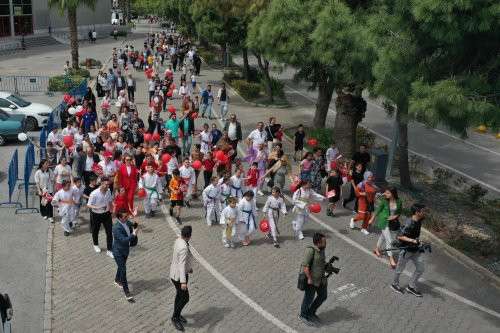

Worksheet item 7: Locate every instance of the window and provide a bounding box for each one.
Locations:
[6,94,30,107]
[0,99,12,108]
[13,0,32,35]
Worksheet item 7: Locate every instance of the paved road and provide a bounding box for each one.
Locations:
[233,57,500,195]
[46,43,500,332]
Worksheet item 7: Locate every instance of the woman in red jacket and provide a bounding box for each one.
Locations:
[115,154,139,212]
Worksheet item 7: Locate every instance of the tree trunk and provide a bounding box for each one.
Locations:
[396,102,412,188]
[242,47,250,81]
[333,88,367,158]
[221,44,227,66]
[255,53,273,102]
[68,8,79,70]
[313,79,335,128]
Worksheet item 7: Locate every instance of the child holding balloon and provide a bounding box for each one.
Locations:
[292,180,325,240]
[139,164,163,218]
[262,187,287,248]
[221,197,239,248]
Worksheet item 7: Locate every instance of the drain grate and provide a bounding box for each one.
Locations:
[486,260,500,273]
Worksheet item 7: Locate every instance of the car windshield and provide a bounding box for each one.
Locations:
[0,110,10,121]
[6,94,31,107]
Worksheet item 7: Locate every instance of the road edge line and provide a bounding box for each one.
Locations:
[42,222,54,332]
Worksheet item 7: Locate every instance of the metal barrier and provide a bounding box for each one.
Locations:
[0,149,22,209]
[0,75,50,94]
[16,142,38,214]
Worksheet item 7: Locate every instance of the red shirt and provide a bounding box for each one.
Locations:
[113,194,129,213]
[203,159,215,172]
[246,168,259,187]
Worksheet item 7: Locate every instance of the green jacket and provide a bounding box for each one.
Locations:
[302,246,327,287]
[374,198,402,230]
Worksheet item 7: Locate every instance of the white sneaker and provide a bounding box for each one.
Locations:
[48,218,54,223]
[361,229,370,235]
[93,245,101,253]
[349,218,355,229]
[106,250,114,258]
[224,243,230,248]
[258,190,264,196]
[43,216,48,220]
[298,231,304,240]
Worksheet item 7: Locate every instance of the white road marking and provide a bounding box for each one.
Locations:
[283,83,500,194]
[160,205,299,333]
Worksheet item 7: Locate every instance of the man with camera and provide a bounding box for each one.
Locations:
[299,232,329,326]
[112,209,139,303]
[391,203,427,297]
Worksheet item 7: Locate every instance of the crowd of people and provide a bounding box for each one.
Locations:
[33,29,428,330]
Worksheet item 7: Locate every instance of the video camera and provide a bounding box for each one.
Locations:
[325,255,340,277]
[381,240,432,254]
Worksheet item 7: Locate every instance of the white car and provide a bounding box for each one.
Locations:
[0,92,52,131]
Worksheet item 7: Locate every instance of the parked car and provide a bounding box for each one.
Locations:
[0,109,26,146]
[0,92,52,131]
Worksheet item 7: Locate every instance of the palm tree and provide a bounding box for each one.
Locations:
[48,0,96,70]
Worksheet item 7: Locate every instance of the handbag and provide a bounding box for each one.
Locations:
[297,247,315,291]
[388,218,400,231]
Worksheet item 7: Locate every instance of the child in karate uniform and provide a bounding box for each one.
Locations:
[202,176,221,226]
[179,158,196,207]
[52,180,76,236]
[230,168,244,200]
[292,179,325,240]
[139,164,163,218]
[237,190,257,246]
[71,177,84,227]
[220,197,239,248]
[262,186,287,248]
[218,174,232,209]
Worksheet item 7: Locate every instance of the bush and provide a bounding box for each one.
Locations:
[222,70,242,84]
[198,48,218,65]
[261,77,285,99]
[291,126,376,151]
[231,80,261,100]
[49,75,85,92]
[432,167,453,188]
[80,58,102,68]
[465,184,488,207]
[67,68,91,78]
[246,66,262,83]
[110,30,128,37]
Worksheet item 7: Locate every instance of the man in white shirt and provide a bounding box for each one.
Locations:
[87,177,114,257]
[247,122,266,149]
[47,128,61,146]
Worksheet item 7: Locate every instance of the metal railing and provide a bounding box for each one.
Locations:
[0,75,49,94]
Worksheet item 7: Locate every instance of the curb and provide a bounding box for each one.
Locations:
[42,223,54,332]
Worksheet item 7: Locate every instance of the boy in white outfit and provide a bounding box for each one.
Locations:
[139,164,163,217]
[325,141,340,172]
[179,158,196,207]
[237,190,258,246]
[292,180,325,240]
[71,177,84,227]
[218,175,232,209]
[52,180,76,236]
[262,187,287,248]
[220,197,239,248]
[229,169,244,199]
[202,176,221,226]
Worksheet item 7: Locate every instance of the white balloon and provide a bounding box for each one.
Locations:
[18,132,28,141]
[68,107,77,115]
[76,105,83,111]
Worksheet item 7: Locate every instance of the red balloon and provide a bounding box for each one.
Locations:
[68,97,75,105]
[152,132,161,141]
[190,112,198,119]
[290,183,298,193]
[161,153,172,164]
[143,133,152,142]
[63,94,71,103]
[63,135,74,147]
[215,150,225,161]
[192,160,202,170]
[307,138,318,147]
[259,219,270,233]
[220,154,229,164]
[309,203,321,214]
[167,90,173,98]
[168,105,176,113]
[137,188,147,198]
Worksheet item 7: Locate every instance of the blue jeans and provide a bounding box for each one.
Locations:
[220,101,228,119]
[300,283,327,317]
[114,254,129,293]
[182,135,192,156]
[201,102,213,118]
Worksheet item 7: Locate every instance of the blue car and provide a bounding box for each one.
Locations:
[0,109,26,146]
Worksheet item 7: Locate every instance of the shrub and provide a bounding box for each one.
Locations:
[48,75,85,92]
[110,30,128,37]
[465,184,488,207]
[198,48,218,65]
[222,70,241,84]
[80,58,102,69]
[231,80,261,100]
[261,77,285,99]
[67,68,90,78]
[246,66,262,83]
[297,126,376,151]
[432,167,452,188]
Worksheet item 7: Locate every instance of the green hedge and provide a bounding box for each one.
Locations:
[80,58,102,68]
[231,80,261,100]
[262,77,285,99]
[48,75,86,92]
[286,126,376,150]
[67,68,90,78]
[198,48,218,65]
[110,30,128,37]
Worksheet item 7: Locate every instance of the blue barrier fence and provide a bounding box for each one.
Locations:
[0,150,21,208]
[16,142,38,214]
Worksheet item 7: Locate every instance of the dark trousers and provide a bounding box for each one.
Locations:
[127,87,135,102]
[39,196,53,218]
[83,170,95,186]
[172,276,189,319]
[230,140,238,159]
[203,170,212,188]
[343,184,358,211]
[90,211,113,251]
[114,254,129,293]
[300,283,328,318]
[149,90,154,103]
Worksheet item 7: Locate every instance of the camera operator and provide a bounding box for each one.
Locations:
[299,232,328,326]
[391,203,426,297]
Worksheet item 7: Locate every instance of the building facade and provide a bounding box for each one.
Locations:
[0,0,113,38]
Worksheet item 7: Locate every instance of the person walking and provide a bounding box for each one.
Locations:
[170,225,193,331]
[223,114,242,159]
[217,83,229,120]
[200,85,214,119]
[126,74,136,102]
[87,178,114,257]
[112,209,139,303]
[34,159,55,223]
[299,232,329,326]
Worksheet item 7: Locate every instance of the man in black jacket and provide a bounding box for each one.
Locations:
[223,114,242,159]
[265,117,282,153]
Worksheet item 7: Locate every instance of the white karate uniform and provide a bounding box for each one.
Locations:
[199,130,212,154]
[139,172,162,213]
[325,147,339,171]
[202,184,220,226]
[52,188,75,233]
[229,175,244,199]
[237,198,257,240]
[218,180,231,209]
[292,188,325,239]
[71,184,84,223]
[167,158,179,175]
[220,206,239,246]
[179,165,196,201]
[262,195,287,242]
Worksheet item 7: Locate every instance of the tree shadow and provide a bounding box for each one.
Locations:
[184,306,231,332]
[318,306,361,325]
[132,277,170,295]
